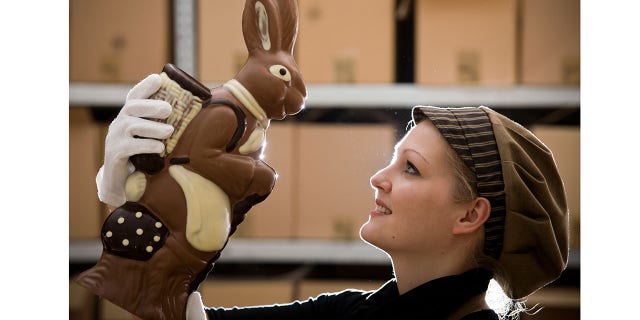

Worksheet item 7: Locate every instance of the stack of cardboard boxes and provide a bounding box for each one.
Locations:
[68,119,397,241]
[69,0,580,246]
[70,0,580,86]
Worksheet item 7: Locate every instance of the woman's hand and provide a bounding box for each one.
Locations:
[96,74,174,207]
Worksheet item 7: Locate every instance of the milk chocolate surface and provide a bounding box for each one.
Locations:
[74,1,306,319]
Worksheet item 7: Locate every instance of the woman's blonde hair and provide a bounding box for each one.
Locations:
[442,139,525,319]
[442,142,477,203]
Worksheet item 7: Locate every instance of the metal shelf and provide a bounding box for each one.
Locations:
[69,82,579,109]
[69,239,580,268]
[69,239,389,265]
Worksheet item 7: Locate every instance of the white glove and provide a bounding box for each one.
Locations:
[96,74,174,207]
[186,291,208,320]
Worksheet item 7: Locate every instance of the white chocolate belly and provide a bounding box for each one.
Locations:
[169,165,231,252]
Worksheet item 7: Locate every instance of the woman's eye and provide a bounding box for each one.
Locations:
[269,65,291,81]
[404,161,420,176]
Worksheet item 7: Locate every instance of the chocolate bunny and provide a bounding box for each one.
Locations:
[74,1,306,319]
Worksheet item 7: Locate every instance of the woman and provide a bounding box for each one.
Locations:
[97,76,569,319]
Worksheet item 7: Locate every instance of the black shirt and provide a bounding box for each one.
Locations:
[205,268,499,320]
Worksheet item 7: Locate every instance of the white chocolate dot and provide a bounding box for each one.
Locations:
[153,236,161,242]
[136,228,144,235]
[105,231,113,238]
[122,239,129,246]
[117,217,125,224]
[155,222,163,228]
[146,246,153,253]
[135,211,143,218]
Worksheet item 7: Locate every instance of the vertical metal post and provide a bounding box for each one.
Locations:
[395,0,415,83]
[173,0,197,76]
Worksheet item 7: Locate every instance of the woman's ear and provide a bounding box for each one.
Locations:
[452,197,491,235]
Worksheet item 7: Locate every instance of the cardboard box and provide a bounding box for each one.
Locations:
[69,281,97,320]
[525,286,580,308]
[296,124,397,239]
[521,0,580,85]
[297,279,385,300]
[531,125,580,249]
[199,279,294,308]
[296,0,395,83]
[100,298,136,320]
[233,123,296,238]
[519,286,580,319]
[69,0,171,82]
[197,0,247,83]
[415,0,517,85]
[69,108,104,239]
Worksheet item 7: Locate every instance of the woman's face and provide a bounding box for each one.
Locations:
[360,120,470,256]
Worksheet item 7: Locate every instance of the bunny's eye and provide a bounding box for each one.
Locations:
[269,65,291,82]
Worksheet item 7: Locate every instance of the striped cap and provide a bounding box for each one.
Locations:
[412,106,569,299]
[412,106,506,259]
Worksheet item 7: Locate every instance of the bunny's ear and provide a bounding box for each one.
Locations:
[242,0,299,54]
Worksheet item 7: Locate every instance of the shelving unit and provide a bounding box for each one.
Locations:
[69,2,580,317]
[68,82,580,270]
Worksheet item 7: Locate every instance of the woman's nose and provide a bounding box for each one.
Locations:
[370,167,391,193]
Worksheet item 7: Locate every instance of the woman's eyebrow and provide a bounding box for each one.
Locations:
[402,148,430,165]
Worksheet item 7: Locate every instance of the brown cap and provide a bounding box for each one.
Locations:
[412,106,570,299]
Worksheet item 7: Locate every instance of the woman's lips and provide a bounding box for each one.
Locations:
[370,199,392,216]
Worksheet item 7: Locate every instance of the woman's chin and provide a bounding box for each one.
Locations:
[359,221,378,247]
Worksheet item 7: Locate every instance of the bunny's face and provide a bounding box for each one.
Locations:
[234,0,307,120]
[236,51,306,120]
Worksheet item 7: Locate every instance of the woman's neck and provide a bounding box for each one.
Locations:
[390,250,474,295]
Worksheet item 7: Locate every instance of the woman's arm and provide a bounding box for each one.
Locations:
[187,288,372,320]
[205,299,322,320]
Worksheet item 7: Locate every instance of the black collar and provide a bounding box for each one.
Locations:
[357,268,493,319]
